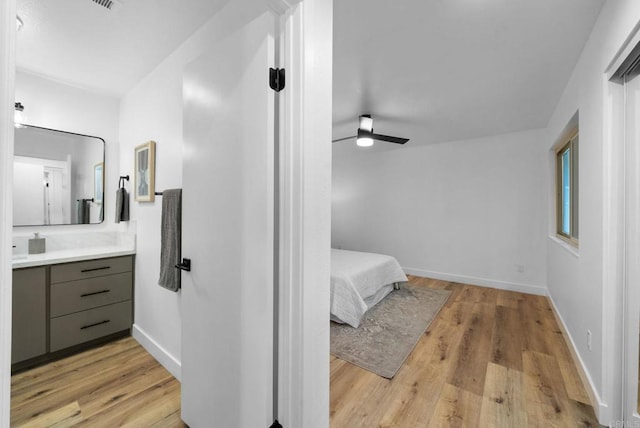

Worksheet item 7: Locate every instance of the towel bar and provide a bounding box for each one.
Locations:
[175,258,191,272]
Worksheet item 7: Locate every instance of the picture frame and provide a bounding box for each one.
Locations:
[94,162,103,205]
[134,141,156,202]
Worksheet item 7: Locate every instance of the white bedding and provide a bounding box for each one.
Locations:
[331,249,408,328]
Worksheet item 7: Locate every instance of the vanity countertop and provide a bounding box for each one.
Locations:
[12,246,136,269]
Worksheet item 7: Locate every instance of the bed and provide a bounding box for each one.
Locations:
[331,248,408,328]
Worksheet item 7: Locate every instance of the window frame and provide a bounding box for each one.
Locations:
[556,131,579,246]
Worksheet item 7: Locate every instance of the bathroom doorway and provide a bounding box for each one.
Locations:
[1,0,331,425]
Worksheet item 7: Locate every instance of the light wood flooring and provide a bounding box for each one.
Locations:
[330,276,600,427]
[11,337,185,427]
[11,275,599,427]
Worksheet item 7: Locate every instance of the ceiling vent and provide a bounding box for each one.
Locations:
[92,0,114,9]
[91,0,122,11]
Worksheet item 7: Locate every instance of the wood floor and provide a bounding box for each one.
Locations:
[330,276,600,427]
[11,275,599,427]
[11,337,185,427]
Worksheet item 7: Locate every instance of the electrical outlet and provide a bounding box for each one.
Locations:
[587,330,592,351]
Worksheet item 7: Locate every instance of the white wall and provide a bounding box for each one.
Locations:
[14,71,120,230]
[544,0,640,423]
[0,1,17,425]
[332,128,548,295]
[118,1,268,378]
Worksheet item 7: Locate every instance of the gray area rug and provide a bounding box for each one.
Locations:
[331,284,451,379]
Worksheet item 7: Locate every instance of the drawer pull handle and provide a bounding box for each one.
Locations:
[80,289,110,297]
[80,266,111,273]
[80,320,110,330]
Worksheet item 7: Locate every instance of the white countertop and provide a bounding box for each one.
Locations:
[12,246,136,269]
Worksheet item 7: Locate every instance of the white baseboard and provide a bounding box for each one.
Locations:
[403,267,548,296]
[546,295,606,424]
[132,324,182,381]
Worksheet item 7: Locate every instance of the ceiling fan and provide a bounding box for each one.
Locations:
[332,115,410,147]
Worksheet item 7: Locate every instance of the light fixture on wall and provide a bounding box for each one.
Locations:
[16,15,23,31]
[14,102,25,128]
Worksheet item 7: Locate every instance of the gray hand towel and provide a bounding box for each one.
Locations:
[158,189,182,292]
[115,187,130,223]
[122,189,129,221]
[76,200,84,224]
[77,199,90,224]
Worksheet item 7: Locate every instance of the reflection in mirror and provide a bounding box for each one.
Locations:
[13,125,105,226]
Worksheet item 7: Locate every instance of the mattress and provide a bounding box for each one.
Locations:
[331,248,408,328]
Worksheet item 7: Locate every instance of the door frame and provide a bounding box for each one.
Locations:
[605,26,640,425]
[623,72,640,424]
[0,0,16,425]
[618,66,640,425]
[271,0,332,426]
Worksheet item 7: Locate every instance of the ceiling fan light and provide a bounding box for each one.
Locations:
[356,137,374,147]
[359,115,373,132]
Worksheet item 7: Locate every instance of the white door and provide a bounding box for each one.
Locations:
[181,9,275,427]
[624,72,640,425]
[44,167,65,224]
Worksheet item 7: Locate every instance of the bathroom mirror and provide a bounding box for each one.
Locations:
[13,124,105,226]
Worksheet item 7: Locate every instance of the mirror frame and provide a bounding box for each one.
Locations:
[13,124,106,227]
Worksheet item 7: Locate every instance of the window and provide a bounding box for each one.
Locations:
[556,132,579,244]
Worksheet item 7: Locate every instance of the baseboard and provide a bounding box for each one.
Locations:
[402,267,548,296]
[546,295,607,424]
[132,324,182,381]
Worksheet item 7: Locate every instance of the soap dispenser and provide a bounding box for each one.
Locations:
[28,232,46,254]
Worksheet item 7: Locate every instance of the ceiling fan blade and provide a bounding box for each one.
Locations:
[332,135,356,143]
[371,133,409,144]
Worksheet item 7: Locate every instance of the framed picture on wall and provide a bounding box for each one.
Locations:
[134,141,156,202]
[94,162,104,204]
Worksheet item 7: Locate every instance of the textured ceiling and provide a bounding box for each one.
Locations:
[16,0,231,96]
[333,0,605,145]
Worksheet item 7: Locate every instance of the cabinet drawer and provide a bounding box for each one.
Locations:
[51,256,133,284]
[50,272,132,318]
[50,301,132,352]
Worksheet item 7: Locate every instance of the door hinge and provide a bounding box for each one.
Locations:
[269,68,285,92]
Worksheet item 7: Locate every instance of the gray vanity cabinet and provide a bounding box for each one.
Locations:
[12,267,47,364]
[11,255,134,369]
[49,256,133,352]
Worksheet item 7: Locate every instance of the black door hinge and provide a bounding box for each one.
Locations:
[269,419,283,428]
[269,68,285,92]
